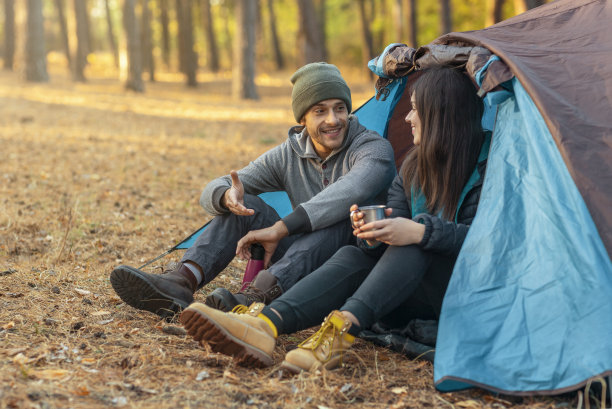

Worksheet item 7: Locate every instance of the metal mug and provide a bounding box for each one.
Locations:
[359,205,386,225]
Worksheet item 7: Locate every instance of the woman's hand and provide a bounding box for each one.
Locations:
[356,215,425,247]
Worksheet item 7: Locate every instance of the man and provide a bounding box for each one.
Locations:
[110,62,395,317]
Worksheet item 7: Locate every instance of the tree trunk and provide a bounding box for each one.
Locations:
[221,0,233,65]
[486,0,505,26]
[357,0,374,76]
[232,0,258,100]
[141,0,155,81]
[315,0,327,61]
[4,0,16,70]
[440,0,452,34]
[122,0,144,92]
[53,0,71,69]
[513,0,526,14]
[296,0,325,66]
[405,0,417,47]
[177,0,197,86]
[266,0,284,70]
[524,0,545,9]
[104,0,119,68]
[25,0,48,82]
[73,0,89,81]
[160,0,171,68]
[200,0,219,72]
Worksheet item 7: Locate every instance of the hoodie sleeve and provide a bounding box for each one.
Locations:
[294,131,396,233]
[199,144,288,215]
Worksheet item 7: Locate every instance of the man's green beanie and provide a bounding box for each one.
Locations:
[290,62,352,123]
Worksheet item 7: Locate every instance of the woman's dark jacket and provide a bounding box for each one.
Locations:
[380,158,487,257]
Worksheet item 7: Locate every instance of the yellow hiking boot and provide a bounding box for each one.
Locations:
[281,310,355,373]
[180,302,276,367]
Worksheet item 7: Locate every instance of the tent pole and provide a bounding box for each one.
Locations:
[138,247,177,269]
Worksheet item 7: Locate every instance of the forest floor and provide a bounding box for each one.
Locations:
[0,61,581,409]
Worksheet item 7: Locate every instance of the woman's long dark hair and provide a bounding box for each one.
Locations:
[401,67,485,219]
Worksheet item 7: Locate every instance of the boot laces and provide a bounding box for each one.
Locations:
[298,320,338,363]
[231,305,249,314]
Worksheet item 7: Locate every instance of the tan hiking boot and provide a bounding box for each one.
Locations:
[281,310,355,374]
[180,302,276,368]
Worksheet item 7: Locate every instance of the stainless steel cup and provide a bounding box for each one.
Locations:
[360,205,386,224]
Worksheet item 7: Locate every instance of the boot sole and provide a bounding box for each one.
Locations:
[110,265,191,318]
[180,307,274,368]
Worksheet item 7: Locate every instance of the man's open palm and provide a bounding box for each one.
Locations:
[223,170,255,216]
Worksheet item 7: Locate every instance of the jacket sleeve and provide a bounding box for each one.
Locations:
[412,176,483,256]
[199,145,287,216]
[412,214,470,257]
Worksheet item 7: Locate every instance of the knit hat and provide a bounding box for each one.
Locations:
[290,62,352,122]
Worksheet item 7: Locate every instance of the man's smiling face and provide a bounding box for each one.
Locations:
[300,98,349,159]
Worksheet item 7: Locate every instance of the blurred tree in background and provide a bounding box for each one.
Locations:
[0,0,551,96]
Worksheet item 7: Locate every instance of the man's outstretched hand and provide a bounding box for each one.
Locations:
[236,221,289,268]
[222,170,255,216]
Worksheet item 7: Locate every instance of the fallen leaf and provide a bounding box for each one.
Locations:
[12,353,29,365]
[223,369,239,382]
[74,288,91,296]
[455,399,483,409]
[6,347,28,357]
[97,318,114,325]
[195,370,210,381]
[91,310,111,316]
[2,321,15,330]
[161,325,186,336]
[81,358,96,365]
[391,387,407,395]
[31,369,70,380]
[73,386,90,396]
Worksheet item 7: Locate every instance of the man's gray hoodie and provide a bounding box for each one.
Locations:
[200,116,396,235]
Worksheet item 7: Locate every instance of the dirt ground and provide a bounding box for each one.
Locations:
[0,63,581,409]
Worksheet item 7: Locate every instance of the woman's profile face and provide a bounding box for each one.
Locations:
[405,92,422,145]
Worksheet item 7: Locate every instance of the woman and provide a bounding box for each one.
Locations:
[180,66,490,372]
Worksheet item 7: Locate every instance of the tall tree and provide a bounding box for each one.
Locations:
[524,0,545,9]
[232,0,258,99]
[73,0,89,81]
[486,0,505,26]
[141,0,155,81]
[54,0,72,69]
[440,0,452,34]
[266,0,284,70]
[3,0,16,70]
[200,0,220,72]
[404,0,417,47]
[220,0,233,65]
[296,0,325,65]
[122,0,144,91]
[315,0,327,61]
[177,0,197,86]
[160,0,171,68]
[104,0,119,68]
[357,0,374,75]
[25,0,48,82]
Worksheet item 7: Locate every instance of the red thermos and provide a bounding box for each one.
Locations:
[241,243,264,291]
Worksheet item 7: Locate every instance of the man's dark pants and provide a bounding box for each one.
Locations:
[182,194,355,292]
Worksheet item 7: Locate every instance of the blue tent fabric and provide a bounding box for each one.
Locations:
[175,191,292,250]
[434,78,612,394]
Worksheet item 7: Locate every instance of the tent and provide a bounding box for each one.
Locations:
[361,0,612,396]
[147,0,611,397]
